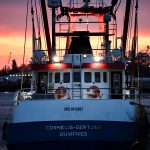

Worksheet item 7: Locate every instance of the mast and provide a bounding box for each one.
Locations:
[104,13,111,62]
[40,0,52,62]
[31,5,36,53]
[131,0,138,88]
[122,0,131,57]
[52,7,56,59]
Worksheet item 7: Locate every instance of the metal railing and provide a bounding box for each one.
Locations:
[16,87,139,102]
[32,50,124,65]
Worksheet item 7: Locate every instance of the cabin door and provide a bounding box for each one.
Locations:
[111,71,122,99]
[37,72,48,93]
[72,71,81,99]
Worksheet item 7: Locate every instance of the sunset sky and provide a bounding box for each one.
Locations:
[0,0,150,69]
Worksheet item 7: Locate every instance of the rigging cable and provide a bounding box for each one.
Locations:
[114,0,122,14]
[34,0,40,33]
[98,0,107,7]
[135,0,141,100]
[39,0,47,55]
[127,0,134,52]
[35,0,42,49]
[21,0,29,90]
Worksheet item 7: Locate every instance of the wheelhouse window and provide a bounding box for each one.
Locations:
[63,72,70,83]
[73,72,81,82]
[55,73,60,83]
[95,72,101,83]
[84,72,92,83]
[49,72,52,83]
[103,72,107,83]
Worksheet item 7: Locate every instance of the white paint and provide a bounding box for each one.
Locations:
[13,99,139,123]
[63,54,93,64]
[48,69,112,99]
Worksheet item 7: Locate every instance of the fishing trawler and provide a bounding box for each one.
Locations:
[4,0,149,150]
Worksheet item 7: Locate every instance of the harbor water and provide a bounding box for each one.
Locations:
[0,92,150,150]
[0,92,14,150]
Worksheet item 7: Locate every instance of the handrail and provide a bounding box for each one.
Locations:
[32,51,124,64]
[17,87,138,101]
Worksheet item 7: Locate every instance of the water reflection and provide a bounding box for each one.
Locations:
[0,92,15,150]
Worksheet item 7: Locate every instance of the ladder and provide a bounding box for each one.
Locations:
[72,54,82,99]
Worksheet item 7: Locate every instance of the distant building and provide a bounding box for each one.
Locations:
[0,73,32,83]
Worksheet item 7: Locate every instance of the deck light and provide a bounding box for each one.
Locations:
[94,56,101,62]
[83,54,87,58]
[53,56,60,63]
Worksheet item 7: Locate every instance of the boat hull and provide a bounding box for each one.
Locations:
[7,120,138,150]
[7,141,132,150]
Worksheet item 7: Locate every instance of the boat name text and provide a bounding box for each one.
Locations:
[60,131,87,137]
[45,124,101,137]
[64,107,83,111]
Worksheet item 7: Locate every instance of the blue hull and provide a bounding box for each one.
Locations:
[7,121,139,150]
[8,141,132,150]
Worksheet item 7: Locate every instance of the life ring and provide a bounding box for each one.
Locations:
[55,86,67,99]
[87,86,101,98]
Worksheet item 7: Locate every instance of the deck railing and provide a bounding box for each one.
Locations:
[32,50,124,64]
[16,87,139,103]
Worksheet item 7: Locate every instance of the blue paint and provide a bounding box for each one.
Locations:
[7,140,132,150]
[7,120,138,145]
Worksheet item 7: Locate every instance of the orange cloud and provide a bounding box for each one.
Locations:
[138,35,150,51]
[0,35,32,69]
